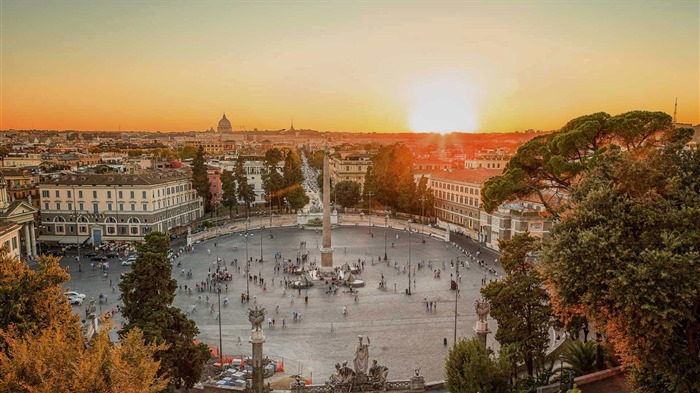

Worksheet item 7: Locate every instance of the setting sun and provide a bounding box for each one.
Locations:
[408,77,479,134]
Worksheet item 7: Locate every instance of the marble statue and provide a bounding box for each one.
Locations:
[247,306,266,331]
[475,298,491,323]
[353,335,370,374]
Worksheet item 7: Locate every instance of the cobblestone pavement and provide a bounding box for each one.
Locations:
[61,225,503,382]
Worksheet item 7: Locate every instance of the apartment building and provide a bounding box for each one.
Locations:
[479,195,556,250]
[330,153,372,191]
[464,148,512,170]
[38,170,203,245]
[430,169,502,239]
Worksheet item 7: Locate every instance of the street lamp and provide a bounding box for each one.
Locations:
[420,196,426,243]
[453,258,459,346]
[269,195,273,236]
[384,215,388,261]
[245,217,250,301]
[407,219,412,295]
[367,192,373,236]
[217,285,223,365]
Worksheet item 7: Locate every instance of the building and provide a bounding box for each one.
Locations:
[217,113,233,133]
[414,157,452,172]
[430,169,502,238]
[0,173,39,259]
[464,148,512,170]
[479,195,557,251]
[207,166,222,205]
[0,222,22,259]
[1,152,43,168]
[330,153,372,191]
[38,170,203,245]
[0,167,40,209]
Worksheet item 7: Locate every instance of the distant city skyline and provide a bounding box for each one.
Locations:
[1,1,698,133]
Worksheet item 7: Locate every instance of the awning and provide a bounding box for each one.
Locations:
[59,236,89,244]
[38,235,65,242]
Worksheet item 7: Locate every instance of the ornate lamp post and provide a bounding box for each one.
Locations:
[245,217,250,300]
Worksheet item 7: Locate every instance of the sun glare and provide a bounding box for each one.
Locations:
[408,77,479,134]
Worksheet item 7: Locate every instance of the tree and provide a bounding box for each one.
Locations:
[334,180,361,208]
[0,253,79,345]
[119,232,211,390]
[561,340,598,377]
[191,146,212,213]
[364,143,417,213]
[444,337,510,393]
[175,145,199,160]
[0,322,169,393]
[282,149,305,210]
[481,111,690,217]
[283,185,309,212]
[221,169,237,219]
[481,233,552,378]
[261,149,286,209]
[235,156,255,214]
[540,143,700,392]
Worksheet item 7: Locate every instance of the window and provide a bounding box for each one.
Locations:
[67,190,72,198]
[131,203,135,211]
[119,203,124,211]
[67,202,72,211]
[44,202,49,210]
[142,191,147,199]
[93,203,99,213]
[42,190,49,198]
[79,203,84,211]
[142,203,148,211]
[130,226,139,235]
[56,202,61,210]
[107,191,112,198]
[107,203,113,211]
[118,191,123,199]
[12,237,17,250]
[78,190,83,198]
[55,190,60,197]
[130,191,135,198]
[93,191,97,198]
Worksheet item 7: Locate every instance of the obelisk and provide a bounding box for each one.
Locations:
[321,145,333,268]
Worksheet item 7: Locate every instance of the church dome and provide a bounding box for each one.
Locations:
[217,113,232,132]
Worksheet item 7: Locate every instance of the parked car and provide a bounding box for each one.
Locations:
[126,254,137,262]
[64,291,87,300]
[106,251,119,258]
[121,260,133,266]
[46,249,64,256]
[91,256,107,262]
[68,296,84,305]
[84,251,98,257]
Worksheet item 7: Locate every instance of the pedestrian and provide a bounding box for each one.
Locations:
[282,318,286,328]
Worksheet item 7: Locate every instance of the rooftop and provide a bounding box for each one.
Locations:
[430,168,503,184]
[41,170,191,186]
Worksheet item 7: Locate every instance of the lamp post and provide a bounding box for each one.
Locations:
[453,258,459,346]
[420,196,426,243]
[217,284,223,365]
[367,192,373,236]
[245,217,250,301]
[269,195,273,236]
[407,219,412,295]
[384,215,388,261]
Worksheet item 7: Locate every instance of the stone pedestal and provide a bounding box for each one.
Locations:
[250,329,266,393]
[474,320,490,346]
[410,375,426,391]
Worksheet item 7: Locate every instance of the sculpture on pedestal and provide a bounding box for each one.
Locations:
[248,306,266,331]
[326,335,390,391]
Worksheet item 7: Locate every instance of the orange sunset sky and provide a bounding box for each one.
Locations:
[1,1,698,133]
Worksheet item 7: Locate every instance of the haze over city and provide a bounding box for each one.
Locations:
[2,1,698,133]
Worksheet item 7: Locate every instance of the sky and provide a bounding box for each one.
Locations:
[1,1,698,133]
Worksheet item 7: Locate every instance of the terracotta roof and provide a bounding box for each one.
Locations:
[430,169,502,184]
[42,170,191,186]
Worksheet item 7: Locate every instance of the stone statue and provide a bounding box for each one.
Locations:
[475,298,491,323]
[247,306,266,331]
[353,335,370,375]
[368,359,388,385]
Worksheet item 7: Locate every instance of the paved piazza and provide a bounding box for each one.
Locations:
[60,224,502,382]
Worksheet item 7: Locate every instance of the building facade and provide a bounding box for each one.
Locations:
[38,170,203,245]
[464,148,512,170]
[330,153,372,191]
[430,169,502,239]
[479,198,555,251]
[0,222,22,259]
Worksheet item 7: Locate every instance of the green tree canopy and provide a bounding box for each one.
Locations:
[334,180,361,208]
[234,156,255,213]
[364,143,417,213]
[481,233,552,378]
[444,337,510,393]
[119,232,210,390]
[191,146,212,213]
[481,111,691,217]
[221,169,237,219]
[541,144,700,392]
